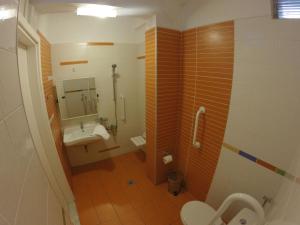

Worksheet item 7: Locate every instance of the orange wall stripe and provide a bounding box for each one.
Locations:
[60,60,88,66]
[137,55,146,60]
[87,42,114,46]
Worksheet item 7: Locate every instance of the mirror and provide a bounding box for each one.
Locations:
[61,77,98,119]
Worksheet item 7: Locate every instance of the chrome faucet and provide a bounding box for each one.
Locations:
[80,121,84,132]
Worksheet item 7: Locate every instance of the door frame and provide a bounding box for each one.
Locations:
[17,15,74,208]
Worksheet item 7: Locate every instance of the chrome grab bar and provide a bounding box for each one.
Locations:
[120,95,126,121]
[192,106,206,149]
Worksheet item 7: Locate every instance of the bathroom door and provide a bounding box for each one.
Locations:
[17,37,73,204]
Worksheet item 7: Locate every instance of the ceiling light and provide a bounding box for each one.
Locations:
[77,5,117,18]
[0,8,16,20]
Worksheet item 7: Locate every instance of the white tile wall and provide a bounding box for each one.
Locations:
[0,0,18,52]
[0,95,5,121]
[181,0,271,30]
[0,1,70,225]
[5,107,35,164]
[207,147,283,221]
[202,6,300,223]
[15,153,48,225]
[47,187,64,225]
[0,120,28,224]
[0,49,22,116]
[0,109,34,224]
[52,43,144,166]
[0,216,9,225]
[136,43,145,134]
[267,144,300,224]
[38,13,145,44]
[225,17,300,171]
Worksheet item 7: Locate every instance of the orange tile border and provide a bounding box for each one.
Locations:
[137,55,146,59]
[87,42,114,46]
[257,159,277,172]
[60,60,88,66]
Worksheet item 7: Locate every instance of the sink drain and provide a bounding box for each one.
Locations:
[128,179,136,186]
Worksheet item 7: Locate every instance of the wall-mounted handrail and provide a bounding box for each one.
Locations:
[192,106,206,149]
[120,95,126,121]
[208,193,265,225]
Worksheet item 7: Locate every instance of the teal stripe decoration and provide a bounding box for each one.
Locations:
[222,143,298,183]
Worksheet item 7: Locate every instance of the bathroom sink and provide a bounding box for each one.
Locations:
[63,122,104,147]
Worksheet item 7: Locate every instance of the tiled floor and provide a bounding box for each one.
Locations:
[72,151,195,225]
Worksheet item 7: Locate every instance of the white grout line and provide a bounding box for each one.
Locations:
[2,105,24,123]
[13,152,34,225]
[0,213,11,225]
[46,184,49,225]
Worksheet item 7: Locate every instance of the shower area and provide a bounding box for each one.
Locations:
[51,42,145,166]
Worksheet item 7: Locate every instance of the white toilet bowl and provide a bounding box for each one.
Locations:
[181,193,265,225]
[181,202,260,225]
[180,201,223,225]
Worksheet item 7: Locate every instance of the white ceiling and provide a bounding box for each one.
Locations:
[31,0,191,17]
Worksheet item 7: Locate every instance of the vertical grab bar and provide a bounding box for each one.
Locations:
[192,106,206,149]
[120,95,126,121]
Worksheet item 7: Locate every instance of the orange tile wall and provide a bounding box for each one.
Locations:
[145,27,182,184]
[145,21,234,197]
[177,28,197,174]
[156,28,181,183]
[145,28,157,183]
[39,32,73,188]
[177,21,234,200]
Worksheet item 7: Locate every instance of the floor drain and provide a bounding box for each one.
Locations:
[128,179,135,186]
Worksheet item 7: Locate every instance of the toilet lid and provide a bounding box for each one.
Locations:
[181,201,223,225]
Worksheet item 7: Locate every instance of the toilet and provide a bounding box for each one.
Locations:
[181,202,257,225]
[180,193,265,225]
[180,201,224,225]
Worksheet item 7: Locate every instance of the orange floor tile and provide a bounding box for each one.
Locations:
[72,151,196,225]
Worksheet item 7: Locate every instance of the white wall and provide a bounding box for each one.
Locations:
[267,143,300,225]
[136,43,145,134]
[19,0,40,30]
[225,17,300,171]
[38,12,146,44]
[207,146,284,221]
[0,1,69,225]
[36,11,146,166]
[179,0,300,223]
[214,13,300,225]
[209,15,300,220]
[51,43,144,166]
[181,0,271,30]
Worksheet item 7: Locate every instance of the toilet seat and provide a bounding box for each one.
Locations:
[180,201,224,225]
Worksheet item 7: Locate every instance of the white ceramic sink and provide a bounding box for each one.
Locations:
[63,122,103,147]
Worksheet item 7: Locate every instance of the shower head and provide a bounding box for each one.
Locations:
[112,64,117,74]
[112,64,118,79]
